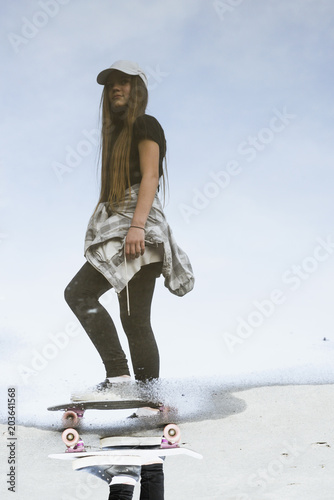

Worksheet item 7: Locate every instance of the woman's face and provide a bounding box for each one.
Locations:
[107,71,131,110]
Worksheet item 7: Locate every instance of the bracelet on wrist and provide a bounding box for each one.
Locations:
[130,225,145,231]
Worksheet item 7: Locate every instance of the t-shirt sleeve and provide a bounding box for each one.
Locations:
[133,115,166,156]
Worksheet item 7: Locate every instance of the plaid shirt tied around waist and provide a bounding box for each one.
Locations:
[84,184,195,296]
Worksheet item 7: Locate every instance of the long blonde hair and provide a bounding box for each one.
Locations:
[95,75,167,211]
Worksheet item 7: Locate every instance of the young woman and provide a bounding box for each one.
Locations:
[64,60,194,398]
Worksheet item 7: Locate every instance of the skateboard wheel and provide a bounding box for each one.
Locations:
[163,424,181,444]
[62,428,80,447]
[62,411,80,428]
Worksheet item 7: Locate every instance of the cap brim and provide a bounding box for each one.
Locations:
[96,68,148,87]
[96,69,115,85]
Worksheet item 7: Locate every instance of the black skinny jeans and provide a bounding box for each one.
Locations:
[64,261,162,381]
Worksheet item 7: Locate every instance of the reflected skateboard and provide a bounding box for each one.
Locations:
[47,399,182,452]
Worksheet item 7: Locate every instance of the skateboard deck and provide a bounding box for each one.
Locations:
[48,399,165,431]
[48,447,203,463]
[100,435,162,447]
[47,399,160,412]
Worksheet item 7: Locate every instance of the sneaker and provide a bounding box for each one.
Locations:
[134,406,160,417]
[75,463,141,485]
[71,378,133,402]
[127,406,161,419]
[96,379,114,391]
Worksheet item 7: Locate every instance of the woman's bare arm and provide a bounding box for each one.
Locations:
[125,139,160,259]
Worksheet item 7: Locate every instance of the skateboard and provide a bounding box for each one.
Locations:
[47,399,182,453]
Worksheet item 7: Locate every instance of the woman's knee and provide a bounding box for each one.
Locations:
[64,279,84,308]
[64,262,111,308]
[64,282,75,307]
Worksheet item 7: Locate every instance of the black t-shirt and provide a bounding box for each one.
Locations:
[129,114,166,185]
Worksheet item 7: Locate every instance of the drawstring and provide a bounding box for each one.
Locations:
[124,243,130,316]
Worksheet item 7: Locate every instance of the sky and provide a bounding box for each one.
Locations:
[1,0,334,391]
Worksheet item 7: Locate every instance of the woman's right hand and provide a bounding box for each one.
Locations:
[125,227,145,259]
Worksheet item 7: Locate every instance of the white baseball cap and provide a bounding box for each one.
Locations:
[97,60,148,88]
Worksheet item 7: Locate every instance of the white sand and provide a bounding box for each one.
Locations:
[1,384,333,500]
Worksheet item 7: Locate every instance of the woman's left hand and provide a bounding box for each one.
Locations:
[125,227,145,259]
